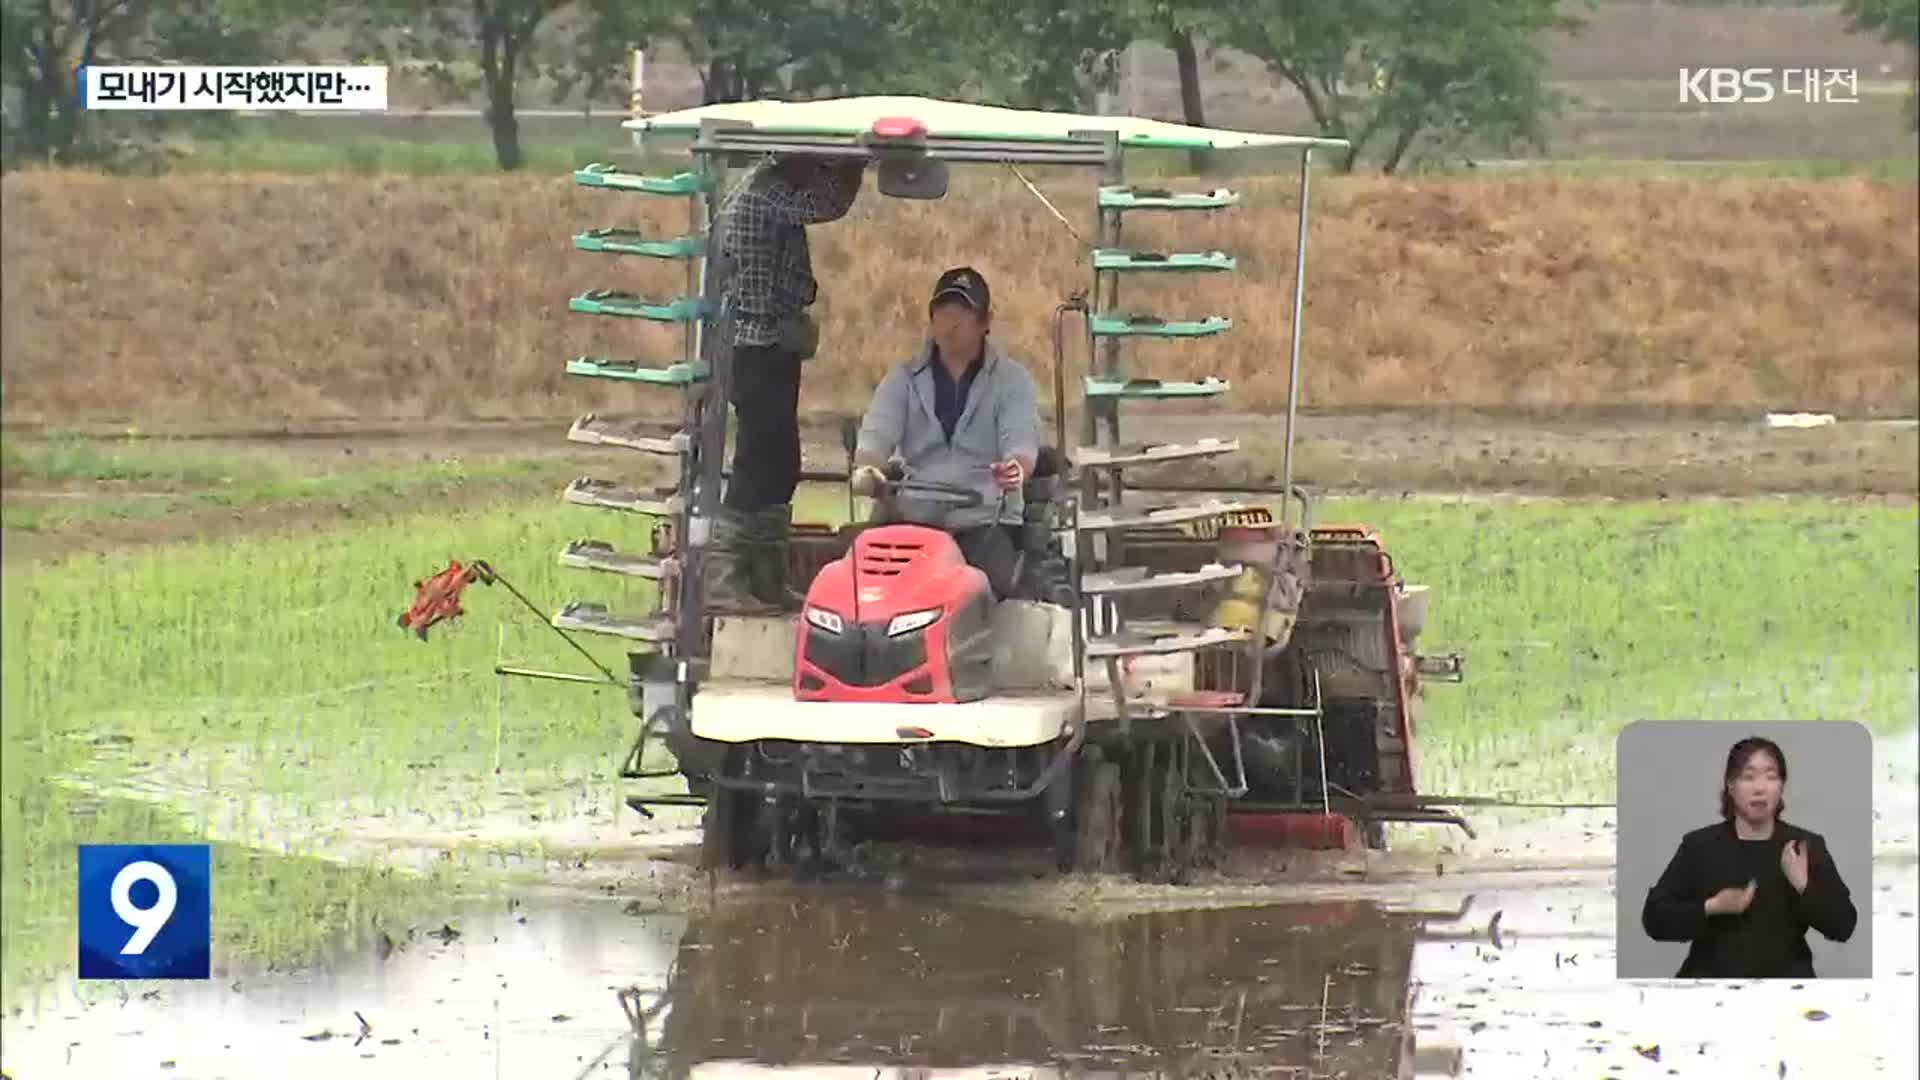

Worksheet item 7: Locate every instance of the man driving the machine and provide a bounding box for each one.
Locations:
[851,267,1040,601]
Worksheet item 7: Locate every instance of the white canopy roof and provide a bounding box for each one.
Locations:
[623,95,1347,152]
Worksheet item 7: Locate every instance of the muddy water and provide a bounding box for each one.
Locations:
[9,737,1915,1078]
[4,859,1916,1080]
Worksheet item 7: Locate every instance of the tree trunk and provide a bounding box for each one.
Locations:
[1379,123,1420,176]
[1172,31,1205,126]
[38,70,85,162]
[1170,29,1211,175]
[1909,44,1918,131]
[18,25,83,162]
[20,68,59,161]
[703,59,745,104]
[486,82,522,170]
[478,24,522,170]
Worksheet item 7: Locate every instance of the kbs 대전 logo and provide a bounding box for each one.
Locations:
[76,844,212,980]
[1678,67,1861,105]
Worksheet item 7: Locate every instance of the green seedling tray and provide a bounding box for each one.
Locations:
[568,357,708,385]
[573,229,703,259]
[1093,249,1236,273]
[573,164,710,195]
[1098,185,1240,210]
[1083,375,1230,398]
[569,290,704,322]
[1089,313,1232,338]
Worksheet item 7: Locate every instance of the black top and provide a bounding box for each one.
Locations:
[1641,819,1858,978]
[929,347,985,443]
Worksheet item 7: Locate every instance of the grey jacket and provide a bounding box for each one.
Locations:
[856,338,1042,530]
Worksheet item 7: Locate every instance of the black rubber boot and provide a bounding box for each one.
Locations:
[704,506,779,615]
[747,504,807,611]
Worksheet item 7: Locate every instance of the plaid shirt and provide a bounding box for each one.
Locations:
[714,160,863,347]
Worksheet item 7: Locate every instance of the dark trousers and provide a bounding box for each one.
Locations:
[952,524,1023,601]
[723,344,803,513]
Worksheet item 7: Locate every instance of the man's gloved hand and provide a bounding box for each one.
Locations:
[990,459,1026,492]
[851,465,888,496]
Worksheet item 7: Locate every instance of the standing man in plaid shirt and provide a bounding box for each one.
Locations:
[705,153,866,613]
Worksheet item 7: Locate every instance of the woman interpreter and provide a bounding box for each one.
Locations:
[1640,736,1858,978]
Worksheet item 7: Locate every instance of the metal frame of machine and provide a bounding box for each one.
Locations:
[535,97,1469,880]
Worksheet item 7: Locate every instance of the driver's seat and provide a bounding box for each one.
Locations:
[1016,445,1064,539]
[848,449,1070,604]
[1030,445,1065,481]
[1014,446,1073,605]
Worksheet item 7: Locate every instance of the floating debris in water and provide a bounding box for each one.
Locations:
[426,923,460,943]
[1634,1044,1662,1061]
[1803,1009,1830,1021]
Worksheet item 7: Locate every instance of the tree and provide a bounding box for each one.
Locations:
[1842,0,1920,44]
[574,0,863,105]
[576,0,1129,110]
[1117,1,1236,172]
[0,0,286,168]
[336,1,572,170]
[946,0,1133,111]
[1118,1,1227,128]
[1840,0,1919,128]
[1224,0,1585,174]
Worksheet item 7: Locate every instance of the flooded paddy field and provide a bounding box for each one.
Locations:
[3,447,1916,1077]
[2,858,1915,1079]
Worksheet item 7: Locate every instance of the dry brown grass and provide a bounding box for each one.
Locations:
[1,168,1914,426]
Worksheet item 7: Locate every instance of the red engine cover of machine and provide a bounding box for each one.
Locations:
[805,525,975,621]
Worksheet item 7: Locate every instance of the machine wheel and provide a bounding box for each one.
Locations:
[1071,755,1124,874]
[1156,747,1190,884]
[1124,740,1199,885]
[1183,791,1228,872]
[1361,820,1390,852]
[1122,742,1154,878]
[769,799,824,869]
[698,749,769,873]
[698,787,759,872]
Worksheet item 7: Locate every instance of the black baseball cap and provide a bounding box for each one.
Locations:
[929,266,990,315]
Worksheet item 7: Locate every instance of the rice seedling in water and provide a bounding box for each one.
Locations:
[1350,497,1920,801]
[2,490,1913,1005]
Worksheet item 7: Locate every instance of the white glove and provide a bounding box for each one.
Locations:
[851,465,887,495]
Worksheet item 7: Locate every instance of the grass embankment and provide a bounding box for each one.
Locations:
[2,170,1914,427]
[3,446,1915,1006]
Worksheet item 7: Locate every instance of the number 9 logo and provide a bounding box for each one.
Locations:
[111,860,178,955]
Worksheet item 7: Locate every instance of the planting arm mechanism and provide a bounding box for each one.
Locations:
[397,558,619,685]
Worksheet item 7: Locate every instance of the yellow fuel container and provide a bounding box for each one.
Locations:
[1211,525,1298,647]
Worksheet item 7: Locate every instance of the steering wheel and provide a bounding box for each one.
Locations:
[884,475,984,509]
[863,463,985,509]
